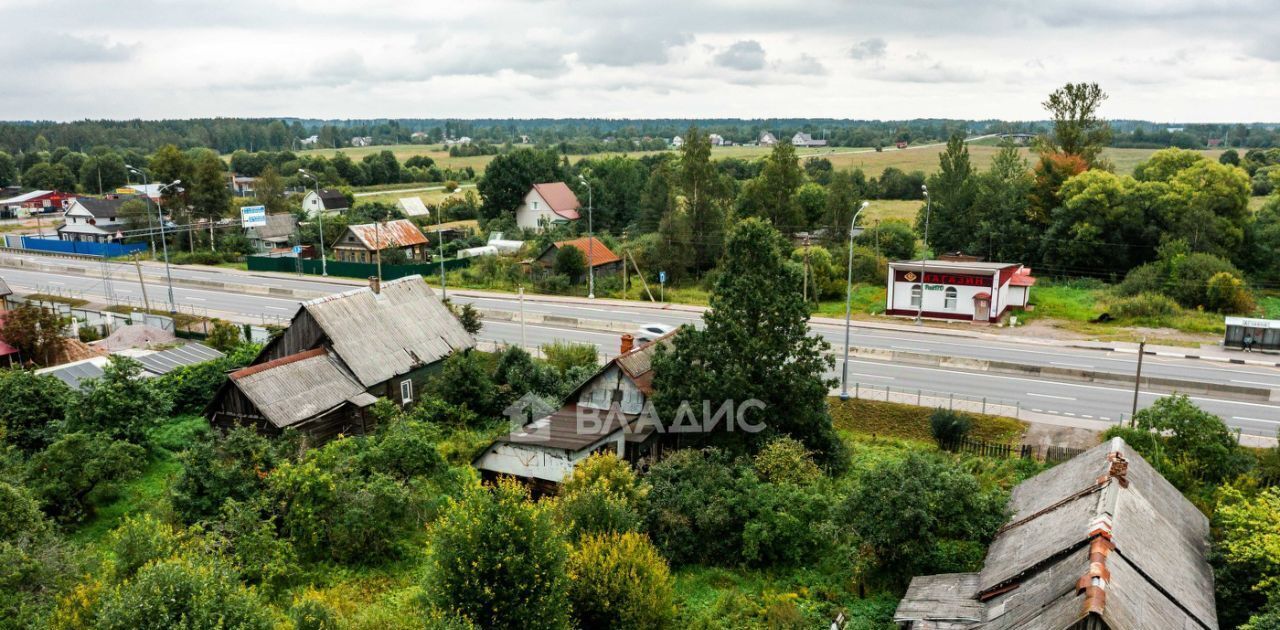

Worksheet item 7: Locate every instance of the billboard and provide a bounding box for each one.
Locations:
[240,205,267,228]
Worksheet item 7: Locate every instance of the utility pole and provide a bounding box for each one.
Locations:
[802,235,811,303]
[915,185,931,325]
[1130,338,1146,425]
[519,286,526,349]
[133,254,152,312]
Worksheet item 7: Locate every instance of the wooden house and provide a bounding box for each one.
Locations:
[332,219,429,264]
[206,275,474,441]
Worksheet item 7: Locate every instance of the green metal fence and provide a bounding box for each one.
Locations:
[247,255,470,280]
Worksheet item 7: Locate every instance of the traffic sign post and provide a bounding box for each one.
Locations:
[659,271,666,303]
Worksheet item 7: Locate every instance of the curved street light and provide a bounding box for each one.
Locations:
[298,170,328,276]
[840,200,871,400]
[577,174,595,299]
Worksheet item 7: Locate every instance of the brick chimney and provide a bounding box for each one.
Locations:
[620,334,634,355]
[369,276,381,294]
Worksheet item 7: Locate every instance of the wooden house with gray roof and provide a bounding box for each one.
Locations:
[893,437,1218,630]
[206,275,474,441]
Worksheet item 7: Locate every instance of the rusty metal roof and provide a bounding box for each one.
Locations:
[545,237,621,268]
[344,219,428,251]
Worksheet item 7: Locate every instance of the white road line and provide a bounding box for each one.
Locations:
[265,306,289,311]
[847,372,895,380]
[188,297,205,301]
[1027,392,1076,400]
[1082,414,1093,419]
[1234,416,1280,425]
[1031,408,1043,412]
[1100,417,1111,421]
[1231,379,1280,387]
[891,345,929,352]
[1064,412,1076,417]
[1050,361,1094,368]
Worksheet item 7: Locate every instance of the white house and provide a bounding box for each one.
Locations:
[351,136,373,147]
[708,133,725,146]
[671,135,684,148]
[301,189,349,218]
[791,132,828,147]
[474,333,670,489]
[299,135,319,147]
[885,260,1035,323]
[759,131,778,146]
[57,197,130,243]
[515,182,580,231]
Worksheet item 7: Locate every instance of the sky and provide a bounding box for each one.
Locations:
[3,0,1278,122]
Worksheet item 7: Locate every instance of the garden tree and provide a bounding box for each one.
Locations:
[653,218,846,467]
[254,166,289,215]
[361,150,402,185]
[844,452,1007,585]
[1039,82,1112,167]
[567,532,677,630]
[425,478,572,630]
[1103,395,1252,493]
[0,481,79,628]
[477,147,563,222]
[751,436,821,485]
[654,206,696,281]
[117,198,153,236]
[1219,148,1241,166]
[191,150,233,248]
[1245,195,1280,284]
[430,351,499,417]
[25,432,145,524]
[84,555,275,630]
[448,301,483,335]
[642,448,752,565]
[0,150,15,186]
[823,167,866,239]
[147,144,194,208]
[491,346,566,403]
[793,181,828,228]
[803,156,834,185]
[740,141,804,230]
[554,453,646,541]
[65,356,174,446]
[0,302,67,366]
[1040,170,1149,275]
[1211,485,1280,629]
[205,320,241,352]
[553,243,588,282]
[969,144,1040,264]
[920,134,978,254]
[105,514,185,579]
[1028,152,1088,225]
[874,167,926,200]
[79,152,129,194]
[676,126,730,271]
[22,162,76,190]
[0,369,74,454]
[573,155,647,231]
[854,218,916,261]
[788,245,843,300]
[171,427,291,524]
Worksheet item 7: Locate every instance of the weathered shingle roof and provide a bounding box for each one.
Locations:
[250,213,297,241]
[500,403,632,451]
[229,348,367,428]
[613,330,675,395]
[893,573,983,629]
[343,219,428,250]
[315,189,349,210]
[896,437,1218,630]
[300,275,474,387]
[0,276,10,297]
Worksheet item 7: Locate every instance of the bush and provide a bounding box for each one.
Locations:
[0,482,79,628]
[1205,271,1255,314]
[740,480,840,567]
[1108,292,1181,319]
[1115,262,1164,297]
[170,427,289,525]
[567,533,676,630]
[205,320,241,352]
[89,555,275,630]
[1166,252,1245,309]
[535,273,571,295]
[643,449,751,566]
[1105,395,1252,493]
[854,218,917,261]
[289,592,339,630]
[430,351,499,417]
[555,453,645,541]
[553,245,588,282]
[0,369,74,454]
[25,432,146,524]
[425,478,571,630]
[752,437,821,485]
[206,497,296,590]
[106,514,184,579]
[929,409,974,444]
[540,341,598,375]
[65,356,173,446]
[158,358,234,414]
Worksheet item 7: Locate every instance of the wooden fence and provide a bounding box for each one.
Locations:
[938,436,1087,463]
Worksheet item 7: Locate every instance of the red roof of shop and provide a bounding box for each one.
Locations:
[1010,268,1037,287]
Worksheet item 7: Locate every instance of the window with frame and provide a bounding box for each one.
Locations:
[400,379,413,405]
[910,285,923,307]
[944,287,958,310]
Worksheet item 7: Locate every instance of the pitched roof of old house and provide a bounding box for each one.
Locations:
[297,275,474,387]
[343,219,428,250]
[894,437,1218,630]
[531,182,581,220]
[0,276,10,297]
[313,189,349,210]
[542,237,621,268]
[611,330,675,395]
[250,213,297,241]
[72,196,131,219]
[228,348,369,428]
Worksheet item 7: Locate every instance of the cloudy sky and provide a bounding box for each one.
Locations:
[3,0,1278,122]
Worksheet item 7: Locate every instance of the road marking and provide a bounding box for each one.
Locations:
[847,372,895,380]
[1050,361,1093,368]
[1082,414,1093,419]
[187,297,205,301]
[1031,408,1043,412]
[1064,412,1076,417]
[265,306,289,311]
[891,345,929,352]
[1231,379,1280,387]
[1100,417,1111,421]
[1027,392,1076,400]
[1234,416,1280,425]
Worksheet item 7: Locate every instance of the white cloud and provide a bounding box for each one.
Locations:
[713,40,767,71]
[849,37,887,60]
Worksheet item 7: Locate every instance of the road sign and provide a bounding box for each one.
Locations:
[292,245,303,255]
[659,271,666,284]
[240,205,267,228]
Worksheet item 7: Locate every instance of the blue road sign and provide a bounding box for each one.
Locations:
[659,271,667,284]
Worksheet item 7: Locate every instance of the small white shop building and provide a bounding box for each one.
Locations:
[885,260,1036,323]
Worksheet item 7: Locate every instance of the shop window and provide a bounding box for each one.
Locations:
[910,285,922,307]
[944,287,957,310]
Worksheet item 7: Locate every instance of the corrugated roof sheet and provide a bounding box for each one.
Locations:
[250,213,297,241]
[36,357,110,389]
[532,182,581,219]
[0,275,10,297]
[132,343,224,375]
[893,573,983,628]
[345,219,428,250]
[300,275,474,387]
[230,349,366,428]
[549,237,621,268]
[500,403,631,451]
[398,197,430,217]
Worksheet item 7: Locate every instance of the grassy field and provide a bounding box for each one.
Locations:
[829,397,1027,445]
[354,186,473,208]
[1014,282,1228,340]
[863,199,920,224]
[1250,195,1271,212]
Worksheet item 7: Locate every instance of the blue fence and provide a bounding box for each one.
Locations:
[19,237,148,258]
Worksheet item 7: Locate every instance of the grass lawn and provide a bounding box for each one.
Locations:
[353,187,472,208]
[103,304,205,329]
[830,397,1027,445]
[1260,294,1280,319]
[674,565,899,629]
[812,285,887,318]
[1014,282,1228,339]
[863,199,919,224]
[1250,195,1270,213]
[21,293,90,308]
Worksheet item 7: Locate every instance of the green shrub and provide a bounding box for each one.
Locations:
[536,273,571,294]
[1115,262,1164,297]
[106,514,184,579]
[644,449,751,566]
[425,477,571,630]
[567,532,676,630]
[288,593,339,630]
[0,482,79,628]
[1108,292,1181,319]
[207,497,296,590]
[89,555,275,630]
[170,427,288,525]
[1166,252,1245,309]
[25,432,146,524]
[0,369,74,454]
[431,351,499,417]
[540,341,598,375]
[752,437,821,485]
[740,481,840,567]
[205,320,241,352]
[65,356,173,447]
[555,453,645,541]
[929,409,974,444]
[553,245,588,281]
[1205,271,1255,314]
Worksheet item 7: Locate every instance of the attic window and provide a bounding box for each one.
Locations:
[533,201,539,209]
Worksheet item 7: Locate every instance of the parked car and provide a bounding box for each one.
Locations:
[634,323,675,344]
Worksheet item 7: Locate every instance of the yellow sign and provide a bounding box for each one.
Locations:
[904,271,918,282]
[115,187,136,195]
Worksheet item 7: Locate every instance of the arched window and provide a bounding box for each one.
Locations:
[944,287,958,310]
[910,285,923,308]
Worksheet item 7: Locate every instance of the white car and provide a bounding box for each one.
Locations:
[634,323,676,344]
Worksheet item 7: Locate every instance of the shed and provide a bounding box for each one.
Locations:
[398,196,430,217]
[535,237,623,277]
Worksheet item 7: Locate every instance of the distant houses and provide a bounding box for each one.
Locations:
[0,190,73,219]
[245,213,297,253]
[230,175,256,196]
[515,182,582,231]
[758,131,778,146]
[351,136,373,147]
[893,437,1219,630]
[301,189,349,217]
[535,237,622,276]
[671,135,684,148]
[206,276,475,441]
[791,132,827,147]
[332,219,429,264]
[57,196,132,243]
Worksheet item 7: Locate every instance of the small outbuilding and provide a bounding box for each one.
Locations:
[535,236,622,276]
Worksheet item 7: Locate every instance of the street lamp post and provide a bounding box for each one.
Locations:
[126,166,158,256]
[156,179,181,314]
[438,193,450,300]
[840,201,871,400]
[915,184,931,325]
[298,170,328,276]
[578,174,594,299]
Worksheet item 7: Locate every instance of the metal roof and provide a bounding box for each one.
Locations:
[542,237,622,268]
[531,182,581,220]
[397,196,430,217]
[132,343,224,375]
[249,213,297,241]
[0,190,54,204]
[300,275,474,387]
[36,357,110,389]
[500,403,631,451]
[889,260,1021,272]
[230,349,368,429]
[0,276,10,297]
[343,219,428,250]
